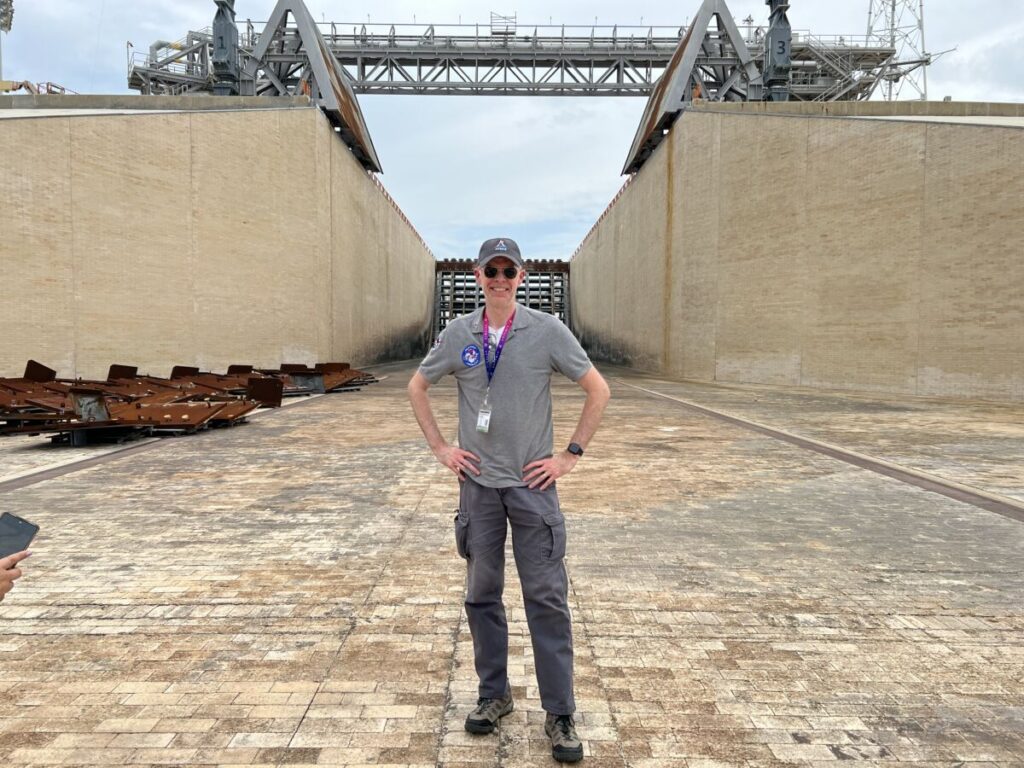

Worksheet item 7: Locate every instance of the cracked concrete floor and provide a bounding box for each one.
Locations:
[0,362,1022,768]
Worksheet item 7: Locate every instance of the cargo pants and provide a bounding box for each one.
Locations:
[455,477,575,715]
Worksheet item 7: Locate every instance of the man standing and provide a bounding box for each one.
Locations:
[408,238,610,763]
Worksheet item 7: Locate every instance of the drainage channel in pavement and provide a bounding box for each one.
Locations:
[614,378,1024,525]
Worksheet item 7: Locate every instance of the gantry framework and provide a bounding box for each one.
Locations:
[867,0,930,100]
[433,260,570,337]
[129,19,896,102]
[126,0,933,179]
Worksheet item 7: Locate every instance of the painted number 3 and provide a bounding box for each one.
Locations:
[777,41,787,55]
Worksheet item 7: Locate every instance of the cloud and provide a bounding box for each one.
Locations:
[361,95,645,259]
[3,0,213,91]
[928,20,1024,101]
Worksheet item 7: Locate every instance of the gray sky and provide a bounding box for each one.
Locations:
[3,1,1022,260]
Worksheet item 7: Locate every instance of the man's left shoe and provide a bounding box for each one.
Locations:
[545,713,584,762]
[465,693,514,734]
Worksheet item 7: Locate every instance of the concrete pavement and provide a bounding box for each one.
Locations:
[1,362,1022,767]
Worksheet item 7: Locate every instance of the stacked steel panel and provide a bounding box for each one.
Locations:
[0,360,378,445]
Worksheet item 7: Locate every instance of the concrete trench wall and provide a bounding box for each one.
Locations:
[571,106,1024,401]
[0,106,435,379]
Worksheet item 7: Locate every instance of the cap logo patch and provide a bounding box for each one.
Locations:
[495,240,508,252]
[462,344,481,368]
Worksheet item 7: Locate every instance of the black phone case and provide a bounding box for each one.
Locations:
[0,512,39,559]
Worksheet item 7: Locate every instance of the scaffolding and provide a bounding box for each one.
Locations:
[433,260,571,337]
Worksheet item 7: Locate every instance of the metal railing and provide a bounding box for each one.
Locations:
[130,52,202,77]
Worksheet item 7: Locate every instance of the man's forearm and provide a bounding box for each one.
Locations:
[569,388,610,450]
[408,384,448,452]
[409,374,480,480]
[565,367,611,451]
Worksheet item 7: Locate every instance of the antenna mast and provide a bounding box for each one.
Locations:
[866,0,929,100]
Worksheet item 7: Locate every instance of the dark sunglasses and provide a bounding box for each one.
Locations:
[483,265,519,279]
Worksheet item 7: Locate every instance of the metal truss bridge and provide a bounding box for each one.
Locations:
[129,20,895,102]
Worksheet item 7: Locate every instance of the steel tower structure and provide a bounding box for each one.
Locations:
[761,0,792,102]
[867,0,929,100]
[212,0,241,95]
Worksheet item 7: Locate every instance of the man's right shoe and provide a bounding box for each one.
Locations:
[464,693,514,734]
[545,713,584,762]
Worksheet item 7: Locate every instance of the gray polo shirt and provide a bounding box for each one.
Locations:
[418,304,593,488]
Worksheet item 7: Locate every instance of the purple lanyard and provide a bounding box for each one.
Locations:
[482,310,515,384]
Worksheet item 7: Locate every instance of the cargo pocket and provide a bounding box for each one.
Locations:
[542,511,567,561]
[454,508,470,559]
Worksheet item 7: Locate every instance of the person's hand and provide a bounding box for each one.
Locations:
[523,451,579,491]
[433,443,481,482]
[0,550,31,603]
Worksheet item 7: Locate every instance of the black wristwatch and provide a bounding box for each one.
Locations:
[567,442,584,457]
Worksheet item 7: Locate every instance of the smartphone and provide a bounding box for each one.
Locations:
[0,512,39,559]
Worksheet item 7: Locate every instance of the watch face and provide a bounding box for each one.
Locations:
[568,443,583,456]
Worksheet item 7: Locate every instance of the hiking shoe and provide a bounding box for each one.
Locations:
[464,693,514,734]
[545,713,584,762]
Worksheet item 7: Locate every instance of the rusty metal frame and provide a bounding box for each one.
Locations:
[2,359,378,445]
[241,0,382,172]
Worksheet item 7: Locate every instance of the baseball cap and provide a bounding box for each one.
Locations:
[476,238,524,269]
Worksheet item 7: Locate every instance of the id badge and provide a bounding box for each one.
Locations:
[476,406,492,433]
